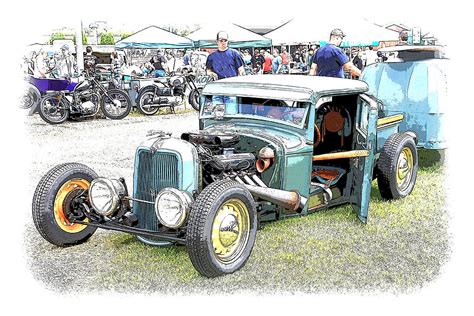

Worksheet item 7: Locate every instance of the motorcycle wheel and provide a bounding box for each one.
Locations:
[100,89,132,120]
[39,95,69,125]
[188,88,202,111]
[136,86,160,116]
[20,83,41,110]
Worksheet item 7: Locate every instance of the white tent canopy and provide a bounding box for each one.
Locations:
[115,25,194,49]
[265,18,398,46]
[188,22,271,48]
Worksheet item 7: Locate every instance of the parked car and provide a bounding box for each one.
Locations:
[361,45,448,150]
[32,75,418,278]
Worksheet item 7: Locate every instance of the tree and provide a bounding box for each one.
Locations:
[73,32,88,45]
[49,32,65,44]
[120,32,132,40]
[99,32,115,45]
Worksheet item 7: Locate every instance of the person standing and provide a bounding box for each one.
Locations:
[352,50,364,76]
[150,50,168,77]
[206,31,245,108]
[272,49,282,74]
[263,50,273,74]
[309,28,361,78]
[252,49,265,74]
[83,45,97,74]
[206,31,245,80]
[305,47,314,71]
[280,47,289,74]
[364,45,378,67]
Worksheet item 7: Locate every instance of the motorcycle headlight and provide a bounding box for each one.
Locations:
[89,178,125,216]
[154,188,192,229]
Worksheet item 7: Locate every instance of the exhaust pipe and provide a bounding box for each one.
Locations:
[244,185,307,212]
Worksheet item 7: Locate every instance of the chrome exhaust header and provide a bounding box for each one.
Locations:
[243,184,307,212]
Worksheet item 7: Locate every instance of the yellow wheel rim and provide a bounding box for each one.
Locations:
[397,147,414,191]
[211,199,250,263]
[53,179,90,233]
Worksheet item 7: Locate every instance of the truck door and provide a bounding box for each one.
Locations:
[351,94,378,223]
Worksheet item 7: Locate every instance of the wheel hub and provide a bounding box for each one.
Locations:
[54,179,90,233]
[218,214,240,247]
[397,147,414,190]
[211,199,250,263]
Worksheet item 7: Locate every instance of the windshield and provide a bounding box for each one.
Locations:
[201,95,309,127]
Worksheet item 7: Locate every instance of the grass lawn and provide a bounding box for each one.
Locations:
[89,151,449,294]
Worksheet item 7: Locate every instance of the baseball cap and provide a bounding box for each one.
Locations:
[216,31,229,41]
[330,28,346,38]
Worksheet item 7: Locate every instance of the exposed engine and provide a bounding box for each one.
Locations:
[181,131,265,187]
[149,76,186,106]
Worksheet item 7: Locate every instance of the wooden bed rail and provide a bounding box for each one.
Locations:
[312,150,369,161]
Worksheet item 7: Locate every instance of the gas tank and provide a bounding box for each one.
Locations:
[74,79,91,93]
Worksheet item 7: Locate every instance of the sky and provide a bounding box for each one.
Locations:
[0,0,473,315]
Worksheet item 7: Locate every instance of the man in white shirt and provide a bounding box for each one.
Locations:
[364,46,378,66]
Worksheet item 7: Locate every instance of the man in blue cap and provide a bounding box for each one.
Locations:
[309,28,361,78]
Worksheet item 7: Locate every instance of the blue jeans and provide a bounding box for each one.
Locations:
[154,70,166,77]
[212,95,237,114]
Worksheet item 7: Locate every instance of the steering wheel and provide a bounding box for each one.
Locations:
[262,99,287,107]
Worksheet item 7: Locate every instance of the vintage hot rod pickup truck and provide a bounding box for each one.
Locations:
[32,75,418,277]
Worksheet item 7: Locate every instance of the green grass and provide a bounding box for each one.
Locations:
[91,161,449,294]
[28,151,448,294]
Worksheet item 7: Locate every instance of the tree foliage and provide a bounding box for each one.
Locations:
[73,32,88,45]
[100,32,115,45]
[49,32,66,44]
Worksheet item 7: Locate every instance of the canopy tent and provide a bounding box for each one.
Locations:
[115,25,194,49]
[188,23,271,48]
[265,18,398,47]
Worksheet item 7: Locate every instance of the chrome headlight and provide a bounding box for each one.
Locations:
[89,178,125,216]
[154,188,192,228]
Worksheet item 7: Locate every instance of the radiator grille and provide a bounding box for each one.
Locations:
[133,150,180,235]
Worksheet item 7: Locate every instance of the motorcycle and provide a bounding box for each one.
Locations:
[136,72,201,115]
[38,70,132,125]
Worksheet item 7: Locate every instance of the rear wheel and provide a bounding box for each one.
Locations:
[38,95,69,124]
[32,163,98,246]
[100,89,132,119]
[186,180,257,278]
[377,133,418,199]
[188,88,202,111]
[137,86,160,115]
[20,83,41,110]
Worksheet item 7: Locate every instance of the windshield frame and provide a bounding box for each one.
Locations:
[200,94,311,129]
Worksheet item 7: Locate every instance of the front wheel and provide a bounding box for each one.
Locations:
[20,83,41,110]
[376,133,418,199]
[188,88,202,111]
[186,180,257,278]
[100,89,132,119]
[136,86,160,115]
[32,163,98,246]
[38,95,70,124]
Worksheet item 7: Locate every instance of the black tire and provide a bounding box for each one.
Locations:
[186,180,257,278]
[136,86,160,115]
[32,163,98,246]
[38,95,69,125]
[377,133,418,200]
[20,83,41,109]
[100,89,132,119]
[188,88,202,111]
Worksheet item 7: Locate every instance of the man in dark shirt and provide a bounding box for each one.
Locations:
[83,45,97,74]
[309,28,361,78]
[150,50,167,77]
[251,49,265,74]
[206,31,245,110]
